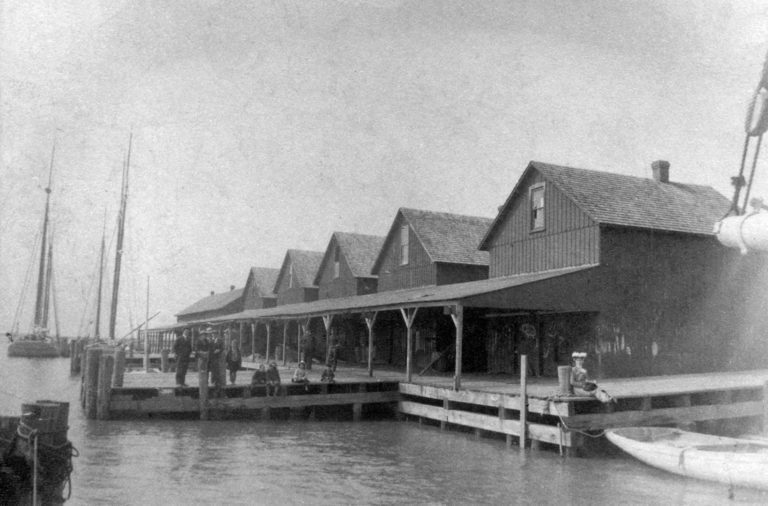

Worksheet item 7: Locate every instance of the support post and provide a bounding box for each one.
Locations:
[282,322,288,365]
[161,348,170,373]
[450,304,464,391]
[143,329,150,372]
[520,354,528,450]
[198,352,209,420]
[322,314,333,364]
[251,322,256,361]
[96,353,114,420]
[265,321,272,362]
[297,320,302,364]
[400,307,419,383]
[364,312,377,377]
[84,346,102,418]
[112,347,126,387]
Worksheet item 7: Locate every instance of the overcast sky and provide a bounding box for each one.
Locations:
[2,0,768,336]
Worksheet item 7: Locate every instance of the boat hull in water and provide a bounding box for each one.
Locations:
[606,427,768,490]
[7,339,61,358]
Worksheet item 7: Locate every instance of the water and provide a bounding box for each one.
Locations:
[2,353,767,505]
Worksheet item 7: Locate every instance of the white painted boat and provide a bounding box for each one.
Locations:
[606,427,768,490]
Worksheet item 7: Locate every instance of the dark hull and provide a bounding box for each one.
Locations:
[7,340,61,358]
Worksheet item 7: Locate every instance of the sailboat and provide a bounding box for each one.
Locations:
[7,144,62,357]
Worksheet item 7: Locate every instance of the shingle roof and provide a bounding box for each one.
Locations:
[176,287,244,317]
[248,267,279,298]
[399,208,492,265]
[480,161,731,249]
[275,249,325,291]
[332,232,385,279]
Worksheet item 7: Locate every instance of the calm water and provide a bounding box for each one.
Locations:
[1,352,767,505]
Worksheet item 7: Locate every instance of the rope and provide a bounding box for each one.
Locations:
[542,391,607,439]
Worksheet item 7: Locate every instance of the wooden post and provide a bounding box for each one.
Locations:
[558,366,572,395]
[251,322,256,361]
[161,348,170,372]
[265,321,272,362]
[353,383,364,421]
[282,322,288,365]
[520,354,528,450]
[142,329,150,373]
[297,320,302,364]
[96,353,114,420]
[322,314,333,364]
[198,352,209,420]
[442,399,450,430]
[364,312,377,377]
[112,347,126,387]
[400,307,418,383]
[450,304,464,391]
[84,346,102,419]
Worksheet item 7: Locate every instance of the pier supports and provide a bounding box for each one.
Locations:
[97,353,114,420]
[520,354,528,450]
[112,347,126,387]
[84,346,102,418]
[198,352,209,421]
[449,304,464,391]
[364,312,377,377]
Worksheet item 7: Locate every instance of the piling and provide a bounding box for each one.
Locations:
[113,348,126,387]
[198,352,209,421]
[97,353,115,420]
[161,349,170,373]
[520,354,528,450]
[84,347,103,419]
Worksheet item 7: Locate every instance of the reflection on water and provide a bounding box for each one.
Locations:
[1,352,767,505]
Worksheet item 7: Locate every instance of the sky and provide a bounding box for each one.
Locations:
[2,0,768,337]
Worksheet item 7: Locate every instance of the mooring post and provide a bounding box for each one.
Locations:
[198,352,209,421]
[113,347,126,387]
[161,348,170,373]
[520,354,528,451]
[84,346,103,419]
[96,353,115,420]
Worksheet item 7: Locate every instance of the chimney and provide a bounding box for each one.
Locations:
[210,291,215,296]
[651,160,670,183]
[230,285,235,291]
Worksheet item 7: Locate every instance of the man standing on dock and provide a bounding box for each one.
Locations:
[173,329,192,387]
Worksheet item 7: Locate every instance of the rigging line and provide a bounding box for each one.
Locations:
[729,135,751,216]
[743,132,764,212]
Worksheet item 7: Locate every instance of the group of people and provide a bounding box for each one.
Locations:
[171,328,246,391]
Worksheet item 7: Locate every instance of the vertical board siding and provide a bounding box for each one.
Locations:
[317,239,359,299]
[488,170,599,277]
[377,218,437,291]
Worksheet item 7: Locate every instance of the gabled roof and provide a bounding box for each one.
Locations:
[247,267,280,299]
[274,249,324,292]
[175,287,244,317]
[480,161,731,249]
[372,208,492,274]
[314,232,385,284]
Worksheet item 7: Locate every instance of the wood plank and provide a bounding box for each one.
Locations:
[398,401,570,446]
[565,400,763,430]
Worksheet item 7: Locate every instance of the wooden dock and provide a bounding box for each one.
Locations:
[76,346,768,455]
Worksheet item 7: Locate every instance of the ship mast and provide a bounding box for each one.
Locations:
[94,214,106,339]
[41,238,54,331]
[108,133,132,340]
[33,143,55,333]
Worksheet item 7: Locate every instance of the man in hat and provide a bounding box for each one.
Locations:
[172,329,192,387]
[209,330,225,397]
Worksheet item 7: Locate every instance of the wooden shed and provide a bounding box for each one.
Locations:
[175,286,244,323]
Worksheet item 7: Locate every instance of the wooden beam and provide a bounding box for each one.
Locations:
[282,321,288,365]
[364,312,377,377]
[400,307,418,383]
[250,322,256,361]
[322,314,333,364]
[450,304,464,391]
[265,321,272,363]
[520,354,528,450]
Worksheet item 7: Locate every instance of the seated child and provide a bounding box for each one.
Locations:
[251,363,267,393]
[266,362,281,397]
[320,365,335,383]
[292,361,309,383]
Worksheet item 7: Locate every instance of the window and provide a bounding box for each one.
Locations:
[333,248,340,279]
[400,225,409,265]
[530,184,545,231]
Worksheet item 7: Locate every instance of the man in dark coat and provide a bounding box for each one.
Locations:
[209,331,225,396]
[172,329,193,387]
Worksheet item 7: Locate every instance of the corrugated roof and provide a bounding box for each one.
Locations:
[481,162,730,249]
[248,267,279,298]
[175,287,244,317]
[274,249,325,292]
[177,265,595,324]
[332,232,385,279]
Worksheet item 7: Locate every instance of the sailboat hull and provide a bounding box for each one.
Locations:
[7,340,60,358]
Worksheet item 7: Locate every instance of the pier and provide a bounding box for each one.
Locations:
[76,345,768,455]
